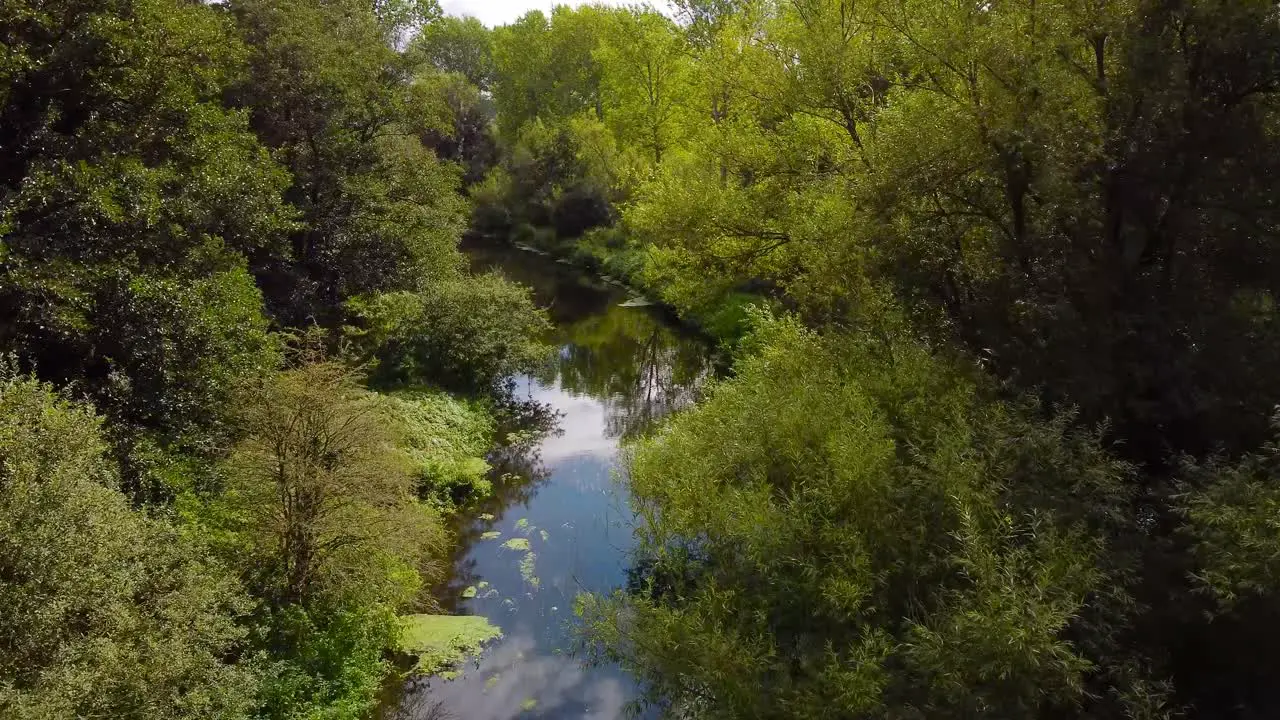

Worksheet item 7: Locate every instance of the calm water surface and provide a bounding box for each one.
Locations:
[391,242,712,719]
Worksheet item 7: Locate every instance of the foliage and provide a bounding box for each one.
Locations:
[344,273,551,392]
[253,603,401,720]
[1182,420,1280,608]
[409,70,498,186]
[410,15,495,90]
[208,361,445,609]
[184,361,450,717]
[0,1,551,718]
[228,0,467,326]
[0,0,291,490]
[0,372,257,719]
[480,3,1280,713]
[581,315,1145,717]
[383,388,495,507]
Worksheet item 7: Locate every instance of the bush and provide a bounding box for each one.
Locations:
[0,371,257,719]
[344,274,551,393]
[580,316,1147,718]
[383,388,496,507]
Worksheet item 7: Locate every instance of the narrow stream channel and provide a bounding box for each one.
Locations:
[389,241,713,719]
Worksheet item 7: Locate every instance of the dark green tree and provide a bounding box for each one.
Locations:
[0,0,291,494]
[228,0,465,326]
[582,316,1153,718]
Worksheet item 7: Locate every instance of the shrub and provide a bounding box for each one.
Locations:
[0,371,257,719]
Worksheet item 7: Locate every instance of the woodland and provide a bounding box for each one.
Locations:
[4,0,1280,718]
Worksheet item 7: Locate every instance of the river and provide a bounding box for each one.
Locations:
[387,241,713,719]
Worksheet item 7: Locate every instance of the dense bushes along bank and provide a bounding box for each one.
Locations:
[0,0,547,716]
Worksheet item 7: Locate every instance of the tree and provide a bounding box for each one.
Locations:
[229,0,467,326]
[596,8,694,164]
[491,6,612,140]
[194,360,449,718]
[0,371,257,719]
[215,361,443,606]
[409,70,499,186]
[581,316,1151,718]
[411,15,495,89]
[344,273,551,393]
[0,0,292,494]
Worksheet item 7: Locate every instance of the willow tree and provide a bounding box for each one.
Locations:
[581,317,1148,718]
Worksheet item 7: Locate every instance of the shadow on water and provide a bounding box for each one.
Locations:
[385,241,713,719]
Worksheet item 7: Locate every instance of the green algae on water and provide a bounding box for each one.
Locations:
[501,537,530,552]
[480,530,502,540]
[396,614,501,675]
[519,551,540,590]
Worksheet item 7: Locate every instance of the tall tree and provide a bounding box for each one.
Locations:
[229,0,466,326]
[0,0,291,494]
[596,8,694,164]
[411,14,495,89]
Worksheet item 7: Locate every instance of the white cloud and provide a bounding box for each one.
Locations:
[440,0,669,27]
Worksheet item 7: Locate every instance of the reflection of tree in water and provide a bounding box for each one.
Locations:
[541,304,712,440]
[434,398,561,611]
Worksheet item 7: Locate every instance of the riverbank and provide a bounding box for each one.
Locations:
[379,241,713,719]
[477,227,769,347]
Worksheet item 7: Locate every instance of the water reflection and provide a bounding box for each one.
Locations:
[538,307,710,441]
[392,634,628,720]
[390,244,712,719]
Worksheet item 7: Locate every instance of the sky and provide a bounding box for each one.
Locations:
[439,0,666,27]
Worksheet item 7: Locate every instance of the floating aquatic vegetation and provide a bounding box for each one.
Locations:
[539,529,549,543]
[462,585,478,598]
[521,698,538,712]
[479,513,495,521]
[480,530,502,540]
[519,551,540,590]
[396,614,501,675]
[514,517,531,533]
[501,538,531,552]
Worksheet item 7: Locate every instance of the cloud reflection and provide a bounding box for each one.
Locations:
[521,381,618,464]
[395,634,628,720]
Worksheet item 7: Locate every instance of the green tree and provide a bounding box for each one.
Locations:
[411,15,495,89]
[596,8,694,164]
[344,273,551,393]
[582,316,1151,718]
[0,372,257,719]
[190,360,449,718]
[0,0,292,493]
[229,0,466,326]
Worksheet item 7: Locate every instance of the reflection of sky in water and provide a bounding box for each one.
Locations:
[403,634,628,720]
[515,376,617,465]
[392,245,711,719]
[396,376,641,719]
